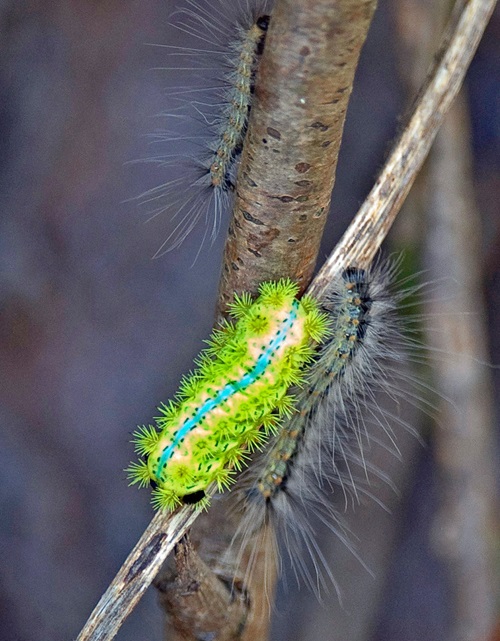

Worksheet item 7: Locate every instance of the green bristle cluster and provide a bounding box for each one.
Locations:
[127,280,329,511]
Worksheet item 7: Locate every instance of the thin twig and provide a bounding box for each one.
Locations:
[74,1,497,640]
[75,505,199,641]
[395,0,497,636]
[310,0,498,297]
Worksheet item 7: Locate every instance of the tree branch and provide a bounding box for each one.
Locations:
[217,0,377,311]
[310,0,498,296]
[154,535,249,641]
[75,505,200,641]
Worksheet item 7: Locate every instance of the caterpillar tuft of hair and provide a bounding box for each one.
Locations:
[231,260,429,595]
[127,279,330,511]
[139,0,273,257]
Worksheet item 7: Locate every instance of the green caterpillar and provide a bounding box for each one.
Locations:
[127,280,329,511]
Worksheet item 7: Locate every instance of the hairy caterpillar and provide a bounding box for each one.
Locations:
[232,261,427,594]
[127,279,329,511]
[140,0,273,256]
[257,268,372,502]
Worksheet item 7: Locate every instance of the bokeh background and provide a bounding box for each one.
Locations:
[0,1,498,640]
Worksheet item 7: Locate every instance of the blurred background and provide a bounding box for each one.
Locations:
[0,1,498,640]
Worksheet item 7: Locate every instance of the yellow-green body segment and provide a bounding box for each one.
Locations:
[127,280,329,511]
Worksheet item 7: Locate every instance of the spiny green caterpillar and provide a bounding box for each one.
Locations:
[127,279,329,511]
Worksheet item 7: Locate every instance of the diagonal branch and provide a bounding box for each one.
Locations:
[310,0,498,296]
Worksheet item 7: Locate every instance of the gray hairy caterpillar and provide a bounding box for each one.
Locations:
[139,0,273,256]
[231,260,430,597]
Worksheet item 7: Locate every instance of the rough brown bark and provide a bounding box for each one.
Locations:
[190,1,379,639]
[217,0,378,312]
[154,536,249,641]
